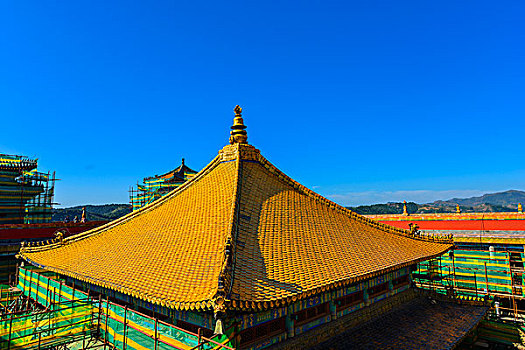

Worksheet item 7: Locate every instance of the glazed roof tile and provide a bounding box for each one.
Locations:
[308,295,488,350]
[20,110,452,312]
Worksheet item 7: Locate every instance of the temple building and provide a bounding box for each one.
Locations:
[129,159,197,211]
[0,154,106,286]
[17,106,475,349]
[0,154,55,224]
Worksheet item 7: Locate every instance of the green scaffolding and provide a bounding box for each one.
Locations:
[415,248,519,297]
[0,153,56,224]
[16,267,234,350]
[0,298,96,349]
[0,285,21,313]
[100,301,232,350]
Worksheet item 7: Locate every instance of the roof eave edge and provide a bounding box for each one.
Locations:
[18,252,216,312]
[225,243,453,312]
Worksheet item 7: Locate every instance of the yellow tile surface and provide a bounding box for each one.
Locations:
[234,160,450,302]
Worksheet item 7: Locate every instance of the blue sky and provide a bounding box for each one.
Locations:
[1,1,524,207]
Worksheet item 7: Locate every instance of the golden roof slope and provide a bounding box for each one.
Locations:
[20,106,452,313]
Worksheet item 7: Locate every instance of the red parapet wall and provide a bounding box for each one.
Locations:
[375,219,525,231]
[0,221,108,240]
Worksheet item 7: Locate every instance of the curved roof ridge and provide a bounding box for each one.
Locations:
[144,160,197,181]
[249,148,452,244]
[21,153,224,254]
[214,146,242,313]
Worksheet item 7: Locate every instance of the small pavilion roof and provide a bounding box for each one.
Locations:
[143,158,197,182]
[20,106,452,313]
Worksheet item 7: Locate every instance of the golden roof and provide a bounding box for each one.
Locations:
[20,106,452,313]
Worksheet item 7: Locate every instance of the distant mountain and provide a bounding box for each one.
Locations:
[347,190,525,215]
[431,190,525,209]
[350,202,419,215]
[52,204,132,222]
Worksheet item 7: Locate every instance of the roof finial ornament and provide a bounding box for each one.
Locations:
[229,105,248,144]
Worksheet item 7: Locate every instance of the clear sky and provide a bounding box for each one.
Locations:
[1,1,524,207]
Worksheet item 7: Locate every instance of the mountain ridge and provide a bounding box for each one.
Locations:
[52,204,132,222]
[348,190,525,215]
[430,190,525,208]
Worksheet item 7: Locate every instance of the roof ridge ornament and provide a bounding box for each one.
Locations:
[229,105,248,144]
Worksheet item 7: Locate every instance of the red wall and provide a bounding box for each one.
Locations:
[378,219,525,231]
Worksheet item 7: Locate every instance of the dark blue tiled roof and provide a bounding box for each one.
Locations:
[309,296,487,350]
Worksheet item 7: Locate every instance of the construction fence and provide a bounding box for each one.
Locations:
[15,266,234,350]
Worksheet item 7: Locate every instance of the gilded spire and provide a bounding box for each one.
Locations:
[229,105,248,144]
